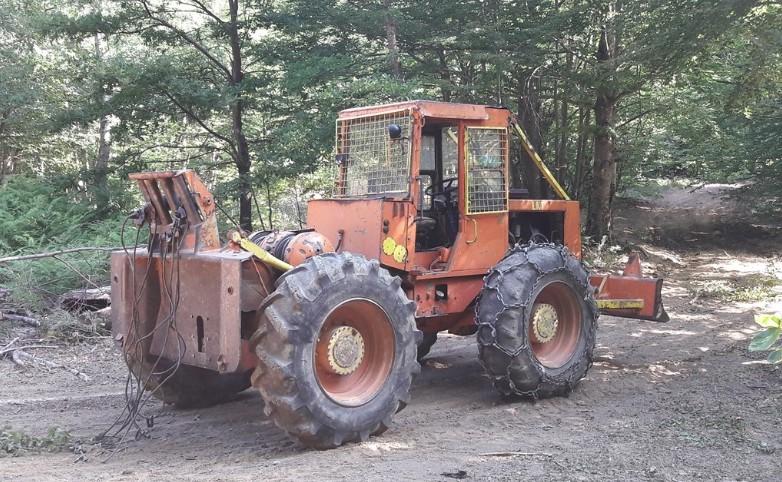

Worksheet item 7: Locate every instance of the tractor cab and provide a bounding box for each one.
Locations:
[309,101,517,278]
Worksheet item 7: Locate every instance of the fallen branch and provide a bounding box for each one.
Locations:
[0,344,59,357]
[2,337,20,351]
[0,246,121,264]
[638,244,687,267]
[479,451,553,458]
[9,349,91,382]
[0,312,42,327]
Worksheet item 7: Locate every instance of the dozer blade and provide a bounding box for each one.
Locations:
[589,253,669,322]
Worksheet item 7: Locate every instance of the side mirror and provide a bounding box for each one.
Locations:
[388,124,402,139]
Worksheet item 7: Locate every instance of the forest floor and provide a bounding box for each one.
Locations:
[1,183,781,481]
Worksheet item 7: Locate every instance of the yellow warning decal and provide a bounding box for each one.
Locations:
[382,237,397,255]
[393,244,407,263]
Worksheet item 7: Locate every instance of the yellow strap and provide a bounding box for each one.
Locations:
[230,232,293,272]
[510,120,570,200]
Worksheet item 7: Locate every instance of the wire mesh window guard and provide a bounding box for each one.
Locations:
[466,128,508,214]
[335,111,413,197]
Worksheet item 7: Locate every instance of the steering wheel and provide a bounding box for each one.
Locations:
[425,177,458,197]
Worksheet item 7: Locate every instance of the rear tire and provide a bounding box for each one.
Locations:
[126,356,251,409]
[417,333,438,362]
[250,252,420,449]
[476,243,597,399]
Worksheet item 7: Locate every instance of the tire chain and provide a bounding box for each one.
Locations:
[475,242,598,399]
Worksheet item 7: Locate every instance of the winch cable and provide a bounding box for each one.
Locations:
[97,213,152,451]
[102,200,245,456]
[98,209,189,457]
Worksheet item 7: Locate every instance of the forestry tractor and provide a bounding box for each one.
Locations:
[111,101,668,449]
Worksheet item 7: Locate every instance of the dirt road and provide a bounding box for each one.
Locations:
[2,185,780,481]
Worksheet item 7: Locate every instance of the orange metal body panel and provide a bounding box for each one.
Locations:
[307,199,385,261]
[409,105,512,274]
[307,199,414,269]
[411,276,484,322]
[590,275,665,321]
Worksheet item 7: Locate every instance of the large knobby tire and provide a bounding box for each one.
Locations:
[250,252,420,449]
[126,356,251,409]
[476,243,597,399]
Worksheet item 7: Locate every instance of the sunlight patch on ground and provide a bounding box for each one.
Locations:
[718,330,752,341]
[641,328,699,336]
[359,441,411,454]
[648,364,681,377]
[700,258,773,275]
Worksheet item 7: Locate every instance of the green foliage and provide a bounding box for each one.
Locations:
[749,314,782,364]
[0,426,71,457]
[0,174,128,309]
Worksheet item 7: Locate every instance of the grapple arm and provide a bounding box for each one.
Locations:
[129,170,220,252]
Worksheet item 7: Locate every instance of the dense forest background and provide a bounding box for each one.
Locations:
[0,0,779,308]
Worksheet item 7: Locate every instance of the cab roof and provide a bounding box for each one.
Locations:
[338,100,508,121]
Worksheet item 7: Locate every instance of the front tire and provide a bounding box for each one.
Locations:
[250,252,420,449]
[476,243,597,399]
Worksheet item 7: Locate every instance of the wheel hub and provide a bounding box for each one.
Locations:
[327,326,365,375]
[532,303,559,343]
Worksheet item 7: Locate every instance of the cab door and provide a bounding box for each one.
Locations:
[444,125,510,274]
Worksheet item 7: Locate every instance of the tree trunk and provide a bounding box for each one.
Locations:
[228,0,252,231]
[265,181,274,230]
[94,31,110,202]
[573,107,591,200]
[555,89,569,187]
[586,28,619,239]
[383,0,402,79]
[516,73,546,198]
[0,111,8,183]
[555,52,572,188]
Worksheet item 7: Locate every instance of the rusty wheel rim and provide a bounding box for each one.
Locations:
[528,281,582,369]
[314,298,395,407]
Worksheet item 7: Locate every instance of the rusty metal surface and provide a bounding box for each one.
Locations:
[111,250,260,373]
[284,231,335,266]
[113,169,279,374]
[410,275,484,318]
[130,170,220,253]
